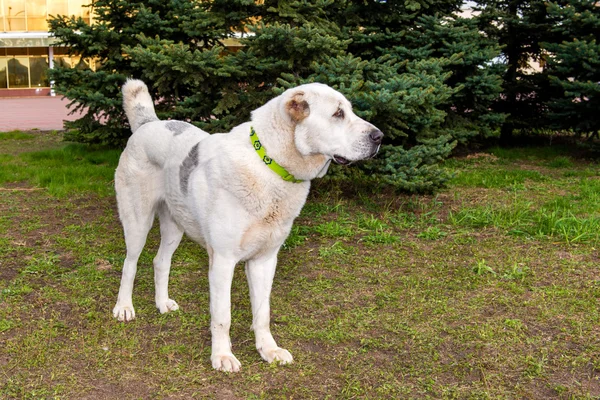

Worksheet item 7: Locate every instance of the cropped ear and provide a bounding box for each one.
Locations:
[286,92,310,122]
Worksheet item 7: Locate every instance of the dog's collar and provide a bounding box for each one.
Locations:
[250,126,303,183]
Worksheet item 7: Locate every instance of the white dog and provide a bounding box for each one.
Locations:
[113,79,383,372]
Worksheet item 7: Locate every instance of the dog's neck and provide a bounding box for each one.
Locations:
[250,102,329,182]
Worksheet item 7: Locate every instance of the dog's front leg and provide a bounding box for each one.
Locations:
[209,252,241,372]
[246,252,293,365]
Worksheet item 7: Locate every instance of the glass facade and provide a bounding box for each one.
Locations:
[0,47,48,88]
[0,0,91,32]
[0,1,94,90]
[0,46,95,89]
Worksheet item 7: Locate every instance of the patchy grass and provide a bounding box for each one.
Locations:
[1,132,599,399]
[0,130,64,155]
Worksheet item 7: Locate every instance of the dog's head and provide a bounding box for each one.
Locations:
[282,83,383,166]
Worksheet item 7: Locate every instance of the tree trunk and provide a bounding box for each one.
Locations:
[499,122,514,146]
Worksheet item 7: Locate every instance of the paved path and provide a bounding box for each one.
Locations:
[0,97,84,132]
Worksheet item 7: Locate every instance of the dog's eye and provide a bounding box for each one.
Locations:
[333,108,344,119]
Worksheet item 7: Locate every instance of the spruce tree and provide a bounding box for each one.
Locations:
[50,0,504,192]
[543,0,600,139]
[474,0,553,145]
[391,14,504,143]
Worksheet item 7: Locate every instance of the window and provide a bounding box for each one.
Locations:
[29,56,48,86]
[0,48,52,89]
[0,0,93,32]
[7,57,29,88]
[0,59,8,89]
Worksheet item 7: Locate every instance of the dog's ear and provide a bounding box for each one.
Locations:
[286,92,310,122]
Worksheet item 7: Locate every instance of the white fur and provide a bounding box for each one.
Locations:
[113,79,382,372]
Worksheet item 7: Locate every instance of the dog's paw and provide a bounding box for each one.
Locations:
[113,304,136,322]
[259,347,293,365]
[156,299,180,314]
[211,353,241,372]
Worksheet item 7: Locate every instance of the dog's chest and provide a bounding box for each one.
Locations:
[237,180,309,254]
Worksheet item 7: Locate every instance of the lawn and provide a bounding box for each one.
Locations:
[0,131,599,399]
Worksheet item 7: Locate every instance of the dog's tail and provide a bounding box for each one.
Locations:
[122,79,159,132]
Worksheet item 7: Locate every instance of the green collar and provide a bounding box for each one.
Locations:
[250,127,303,183]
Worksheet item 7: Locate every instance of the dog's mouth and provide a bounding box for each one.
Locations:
[333,155,352,165]
[333,145,380,165]
[369,144,381,159]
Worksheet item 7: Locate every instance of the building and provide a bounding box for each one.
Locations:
[0,0,91,96]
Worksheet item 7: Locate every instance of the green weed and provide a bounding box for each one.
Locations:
[1,279,34,298]
[0,319,16,333]
[21,254,61,276]
[472,259,496,276]
[283,225,309,250]
[318,241,350,257]
[388,211,417,229]
[362,229,399,244]
[502,263,530,282]
[503,318,525,331]
[547,156,574,168]
[357,214,388,231]
[523,354,547,378]
[417,226,447,240]
[314,220,354,238]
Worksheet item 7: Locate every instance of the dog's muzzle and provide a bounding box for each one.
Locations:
[333,129,383,165]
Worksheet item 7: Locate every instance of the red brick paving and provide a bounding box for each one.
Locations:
[0,96,85,132]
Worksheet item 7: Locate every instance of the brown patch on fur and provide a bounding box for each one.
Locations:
[240,201,288,252]
[286,92,310,121]
[130,85,143,97]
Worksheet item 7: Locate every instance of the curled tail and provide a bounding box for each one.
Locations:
[122,79,159,132]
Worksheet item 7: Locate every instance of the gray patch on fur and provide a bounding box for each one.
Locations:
[166,120,195,136]
[134,104,158,129]
[180,142,200,195]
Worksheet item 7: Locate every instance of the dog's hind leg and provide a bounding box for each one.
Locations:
[153,203,184,314]
[113,155,162,322]
[113,208,154,322]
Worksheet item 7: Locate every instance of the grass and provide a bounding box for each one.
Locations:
[0,138,120,197]
[448,155,600,243]
[0,131,599,399]
[0,131,37,141]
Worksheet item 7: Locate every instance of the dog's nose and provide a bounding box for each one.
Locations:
[369,129,383,144]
